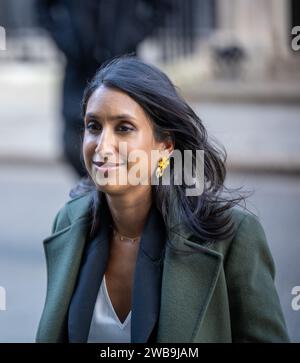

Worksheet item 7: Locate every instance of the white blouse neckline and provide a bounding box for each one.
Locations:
[103,274,131,329]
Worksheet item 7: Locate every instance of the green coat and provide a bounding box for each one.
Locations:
[35,192,290,343]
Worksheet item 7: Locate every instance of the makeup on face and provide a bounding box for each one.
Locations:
[83,86,169,191]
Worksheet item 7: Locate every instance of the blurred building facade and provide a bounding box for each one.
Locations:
[0,1,300,343]
[213,0,300,81]
[0,0,299,82]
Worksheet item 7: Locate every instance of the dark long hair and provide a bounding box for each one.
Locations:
[70,54,253,251]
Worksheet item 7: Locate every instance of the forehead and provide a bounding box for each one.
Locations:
[86,85,146,119]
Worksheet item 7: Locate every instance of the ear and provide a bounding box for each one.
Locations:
[161,135,174,156]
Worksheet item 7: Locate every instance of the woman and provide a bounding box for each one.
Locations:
[36,55,290,343]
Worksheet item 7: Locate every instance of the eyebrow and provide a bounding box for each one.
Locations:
[85,112,136,122]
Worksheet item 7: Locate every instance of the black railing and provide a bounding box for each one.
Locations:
[153,0,216,62]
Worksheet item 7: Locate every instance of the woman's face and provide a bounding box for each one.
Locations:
[83,85,172,195]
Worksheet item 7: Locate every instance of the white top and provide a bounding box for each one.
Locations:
[87,274,132,343]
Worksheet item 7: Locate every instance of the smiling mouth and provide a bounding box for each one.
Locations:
[93,161,125,168]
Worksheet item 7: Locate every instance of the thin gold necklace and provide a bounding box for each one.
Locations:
[112,228,141,244]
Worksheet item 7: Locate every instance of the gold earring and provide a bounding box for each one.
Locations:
[156,156,170,178]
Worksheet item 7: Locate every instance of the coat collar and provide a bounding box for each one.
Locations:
[38,191,223,343]
[67,195,167,343]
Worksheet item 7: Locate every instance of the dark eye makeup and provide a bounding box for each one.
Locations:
[85,119,135,133]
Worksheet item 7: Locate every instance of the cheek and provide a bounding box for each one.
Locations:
[126,139,158,175]
[82,135,95,165]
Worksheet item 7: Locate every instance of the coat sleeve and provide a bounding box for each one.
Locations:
[224,213,290,342]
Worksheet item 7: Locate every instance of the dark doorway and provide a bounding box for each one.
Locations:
[291,0,300,28]
[154,0,216,62]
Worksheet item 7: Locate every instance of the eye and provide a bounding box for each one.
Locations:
[85,120,101,133]
[116,124,135,133]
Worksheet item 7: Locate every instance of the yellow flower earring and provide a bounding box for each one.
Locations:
[156,155,170,178]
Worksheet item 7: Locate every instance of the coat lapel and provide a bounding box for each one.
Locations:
[39,192,223,343]
[67,197,166,343]
[67,198,112,342]
[37,216,91,342]
[156,231,223,342]
[130,201,166,343]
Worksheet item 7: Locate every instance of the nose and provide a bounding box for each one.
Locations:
[94,128,116,159]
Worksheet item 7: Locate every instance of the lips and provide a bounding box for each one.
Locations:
[93,161,125,168]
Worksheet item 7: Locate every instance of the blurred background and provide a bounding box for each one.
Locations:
[0,0,299,342]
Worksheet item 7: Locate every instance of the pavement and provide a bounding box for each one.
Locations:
[0,60,300,174]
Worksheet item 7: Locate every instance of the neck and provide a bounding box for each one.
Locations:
[105,186,153,238]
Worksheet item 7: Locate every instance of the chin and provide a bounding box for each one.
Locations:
[95,183,131,196]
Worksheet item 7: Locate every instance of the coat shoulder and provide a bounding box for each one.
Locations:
[215,206,290,342]
[50,191,93,233]
[228,205,256,227]
[227,205,266,241]
[211,206,270,262]
[64,191,94,221]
